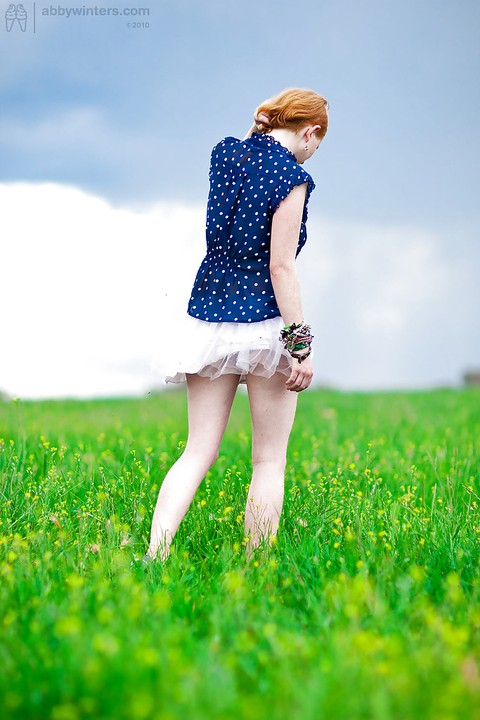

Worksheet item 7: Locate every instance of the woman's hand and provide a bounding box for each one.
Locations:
[285,353,314,392]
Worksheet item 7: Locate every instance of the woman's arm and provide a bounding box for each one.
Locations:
[270,183,314,391]
[243,113,269,140]
[270,183,307,326]
[243,123,257,140]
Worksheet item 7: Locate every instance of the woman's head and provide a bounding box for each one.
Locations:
[254,88,329,141]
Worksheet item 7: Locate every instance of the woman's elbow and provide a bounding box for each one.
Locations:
[269,260,296,278]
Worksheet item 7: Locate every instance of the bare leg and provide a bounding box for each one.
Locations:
[244,371,298,558]
[147,373,240,560]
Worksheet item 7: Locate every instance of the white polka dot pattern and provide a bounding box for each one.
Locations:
[187,132,315,323]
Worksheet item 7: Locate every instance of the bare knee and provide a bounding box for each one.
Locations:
[183,443,220,473]
[251,455,286,475]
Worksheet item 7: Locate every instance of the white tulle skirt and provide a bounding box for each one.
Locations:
[150,314,293,384]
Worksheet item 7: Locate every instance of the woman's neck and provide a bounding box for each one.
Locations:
[266,128,299,156]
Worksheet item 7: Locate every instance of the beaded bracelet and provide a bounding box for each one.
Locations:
[290,347,313,364]
[279,322,314,363]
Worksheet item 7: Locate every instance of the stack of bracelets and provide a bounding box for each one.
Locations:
[279,322,314,363]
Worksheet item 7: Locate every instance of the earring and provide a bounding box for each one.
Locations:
[305,145,308,151]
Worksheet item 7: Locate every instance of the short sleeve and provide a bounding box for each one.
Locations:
[208,141,222,182]
[269,167,316,216]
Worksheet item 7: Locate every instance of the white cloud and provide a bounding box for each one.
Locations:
[1,181,205,398]
[0,182,478,398]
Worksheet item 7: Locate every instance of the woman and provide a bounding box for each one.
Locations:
[143,88,329,565]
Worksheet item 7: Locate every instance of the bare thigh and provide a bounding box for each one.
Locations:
[246,371,298,464]
[185,373,240,464]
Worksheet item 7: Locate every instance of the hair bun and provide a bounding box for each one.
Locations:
[253,88,329,141]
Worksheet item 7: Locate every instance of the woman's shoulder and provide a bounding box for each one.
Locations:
[211,135,242,153]
[209,134,315,193]
[270,153,315,196]
[208,136,243,167]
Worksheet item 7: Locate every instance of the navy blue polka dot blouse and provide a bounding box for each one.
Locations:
[187,132,315,323]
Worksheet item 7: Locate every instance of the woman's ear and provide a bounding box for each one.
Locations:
[307,124,322,139]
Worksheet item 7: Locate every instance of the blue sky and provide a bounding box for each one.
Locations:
[1,0,479,397]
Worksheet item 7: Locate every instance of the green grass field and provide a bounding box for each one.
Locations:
[1,387,479,720]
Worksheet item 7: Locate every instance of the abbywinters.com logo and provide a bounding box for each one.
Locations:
[5,4,27,31]
[4,4,150,30]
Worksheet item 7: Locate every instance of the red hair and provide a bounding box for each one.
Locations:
[254,88,329,140]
